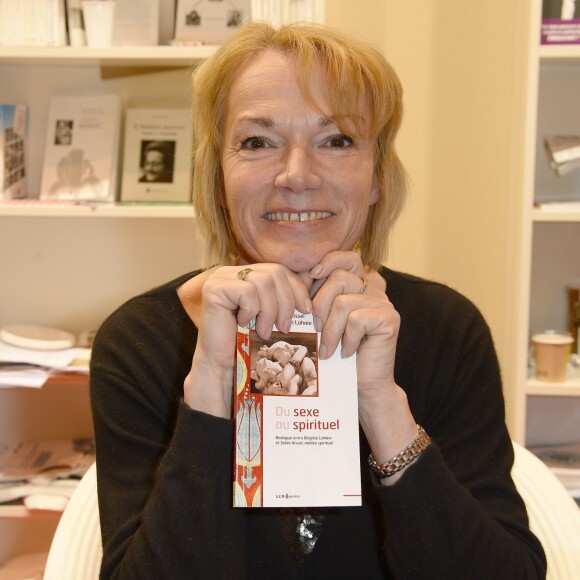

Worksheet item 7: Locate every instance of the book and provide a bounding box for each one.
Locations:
[65,0,86,46]
[0,437,95,483]
[120,108,193,203]
[40,94,121,201]
[112,0,160,46]
[174,0,251,44]
[250,0,323,27]
[544,135,580,176]
[0,104,27,200]
[233,311,361,508]
[541,0,580,45]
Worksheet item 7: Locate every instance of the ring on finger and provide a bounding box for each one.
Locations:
[359,276,369,294]
[237,267,253,281]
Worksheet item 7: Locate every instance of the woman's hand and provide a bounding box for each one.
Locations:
[178,264,312,418]
[308,252,418,483]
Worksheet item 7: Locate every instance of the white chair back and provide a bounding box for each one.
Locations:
[512,442,580,579]
[43,462,102,580]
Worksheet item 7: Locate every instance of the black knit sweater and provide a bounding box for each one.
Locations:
[90,268,546,579]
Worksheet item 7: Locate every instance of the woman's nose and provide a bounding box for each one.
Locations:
[274,147,321,193]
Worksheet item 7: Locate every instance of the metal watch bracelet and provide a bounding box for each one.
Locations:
[367,425,431,479]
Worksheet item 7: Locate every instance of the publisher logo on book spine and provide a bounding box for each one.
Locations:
[276,492,301,500]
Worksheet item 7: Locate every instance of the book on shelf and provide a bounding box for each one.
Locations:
[65,0,86,46]
[0,0,67,47]
[544,135,580,176]
[112,0,160,46]
[541,0,580,45]
[250,0,322,27]
[0,104,27,200]
[174,0,251,44]
[0,437,95,508]
[0,437,95,483]
[40,94,121,202]
[120,108,193,203]
[233,311,361,508]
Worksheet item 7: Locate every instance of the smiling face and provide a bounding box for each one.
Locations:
[221,50,379,273]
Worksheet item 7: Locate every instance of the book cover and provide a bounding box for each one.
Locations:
[174,0,250,44]
[112,0,160,46]
[120,108,193,203]
[40,94,121,201]
[544,135,580,176]
[233,311,361,508]
[541,0,580,45]
[0,104,28,200]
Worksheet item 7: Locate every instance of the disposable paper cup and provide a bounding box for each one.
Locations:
[81,1,115,48]
[532,332,574,382]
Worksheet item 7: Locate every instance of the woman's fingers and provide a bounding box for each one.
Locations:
[205,264,312,340]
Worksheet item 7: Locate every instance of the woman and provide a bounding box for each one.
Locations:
[90,22,546,579]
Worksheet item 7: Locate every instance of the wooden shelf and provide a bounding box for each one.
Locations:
[526,377,580,396]
[0,202,196,219]
[539,44,580,61]
[0,504,65,519]
[532,205,580,222]
[0,45,218,66]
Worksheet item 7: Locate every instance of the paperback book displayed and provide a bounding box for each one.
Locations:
[542,0,580,45]
[0,437,94,508]
[250,0,323,27]
[174,0,250,44]
[40,94,121,202]
[120,108,193,203]
[0,0,67,46]
[0,104,27,200]
[545,135,580,176]
[112,0,160,46]
[233,311,361,508]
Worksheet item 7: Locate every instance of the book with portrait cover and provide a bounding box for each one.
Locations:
[174,0,250,44]
[0,104,28,200]
[40,94,121,201]
[120,108,193,203]
[233,311,361,508]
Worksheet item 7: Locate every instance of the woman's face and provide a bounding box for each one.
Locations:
[221,50,379,273]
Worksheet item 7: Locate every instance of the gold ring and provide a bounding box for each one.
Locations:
[237,267,253,281]
[359,276,368,294]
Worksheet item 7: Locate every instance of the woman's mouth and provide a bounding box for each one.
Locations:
[264,211,333,222]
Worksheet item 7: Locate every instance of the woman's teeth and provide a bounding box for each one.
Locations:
[265,211,332,222]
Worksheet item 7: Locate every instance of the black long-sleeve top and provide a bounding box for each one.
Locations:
[90,268,546,579]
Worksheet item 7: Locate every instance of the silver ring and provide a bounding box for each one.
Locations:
[237,267,253,281]
[359,276,368,294]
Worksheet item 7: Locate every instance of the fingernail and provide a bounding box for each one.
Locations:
[304,299,313,313]
[319,345,328,359]
[310,264,323,278]
[313,315,322,332]
[341,347,349,359]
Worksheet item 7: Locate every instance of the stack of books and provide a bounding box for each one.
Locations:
[544,135,580,176]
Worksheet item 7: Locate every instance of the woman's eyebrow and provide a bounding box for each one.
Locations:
[235,116,274,128]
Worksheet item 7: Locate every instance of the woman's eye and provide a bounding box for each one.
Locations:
[240,136,268,150]
[326,134,354,148]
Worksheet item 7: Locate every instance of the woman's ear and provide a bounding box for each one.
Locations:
[369,178,380,206]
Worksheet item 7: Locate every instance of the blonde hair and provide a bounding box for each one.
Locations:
[192,21,407,270]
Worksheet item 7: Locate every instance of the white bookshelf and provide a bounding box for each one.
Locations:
[0,201,196,218]
[515,1,580,451]
[0,46,205,568]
